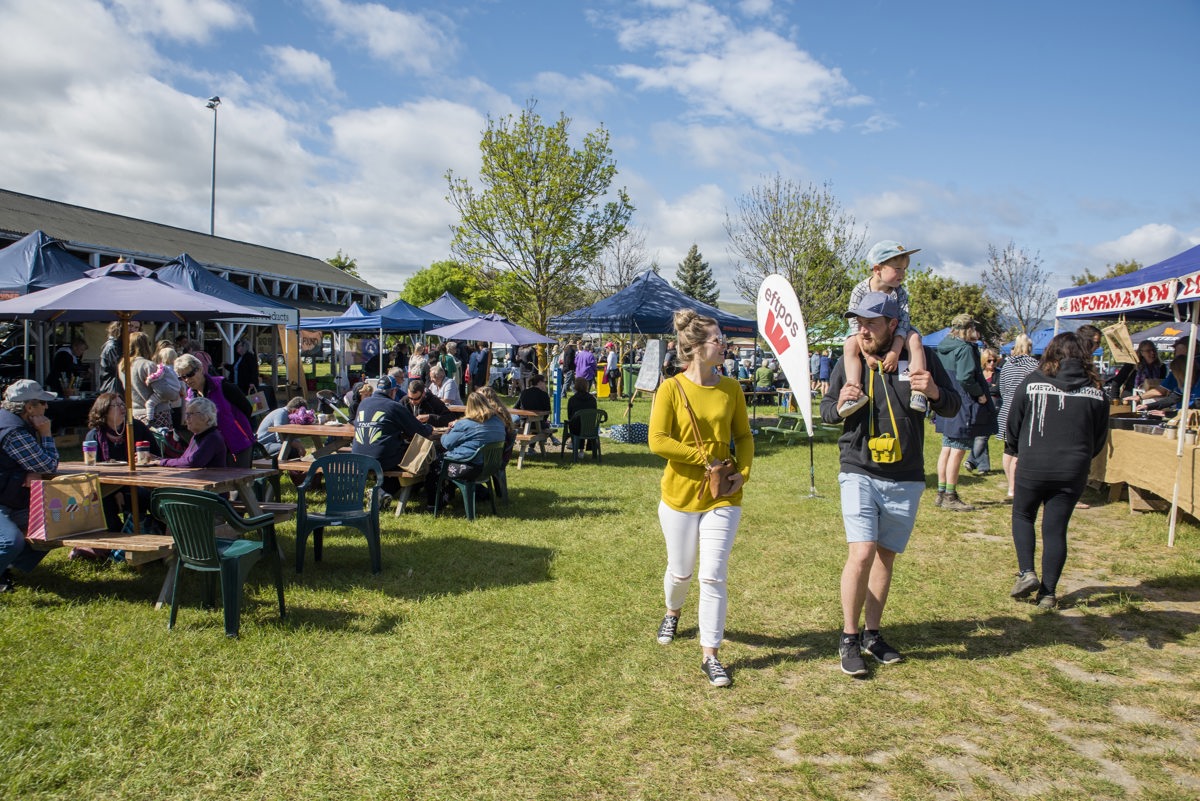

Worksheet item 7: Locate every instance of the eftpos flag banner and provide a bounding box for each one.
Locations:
[757,275,812,436]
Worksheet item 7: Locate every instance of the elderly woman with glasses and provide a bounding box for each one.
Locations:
[173,353,254,467]
[153,397,227,469]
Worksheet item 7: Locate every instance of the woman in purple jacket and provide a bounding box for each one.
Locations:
[154,398,228,469]
[174,353,254,467]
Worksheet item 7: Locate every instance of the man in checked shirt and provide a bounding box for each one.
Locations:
[0,380,61,593]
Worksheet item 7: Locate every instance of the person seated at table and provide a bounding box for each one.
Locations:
[255,396,309,460]
[402,379,456,427]
[753,362,775,392]
[0,380,61,592]
[477,386,517,465]
[347,380,373,421]
[513,373,557,445]
[175,353,255,468]
[83,392,160,534]
[424,392,507,507]
[351,374,433,498]
[1135,356,1200,413]
[566,376,598,450]
[429,364,462,406]
[154,398,228,468]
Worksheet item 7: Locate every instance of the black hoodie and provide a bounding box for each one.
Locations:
[1004,358,1109,482]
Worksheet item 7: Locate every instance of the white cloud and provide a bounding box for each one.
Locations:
[856,191,923,221]
[1091,224,1200,267]
[111,0,251,43]
[609,3,867,133]
[526,72,617,107]
[859,113,898,134]
[310,0,455,75]
[265,46,336,93]
[647,122,773,171]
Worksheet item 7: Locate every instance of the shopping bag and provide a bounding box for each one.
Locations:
[398,435,437,479]
[247,387,270,416]
[27,474,106,541]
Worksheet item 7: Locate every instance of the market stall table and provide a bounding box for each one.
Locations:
[1088,428,1200,518]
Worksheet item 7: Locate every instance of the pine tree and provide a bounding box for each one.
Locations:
[673,244,719,305]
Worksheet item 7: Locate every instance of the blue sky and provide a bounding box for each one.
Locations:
[1,0,1196,302]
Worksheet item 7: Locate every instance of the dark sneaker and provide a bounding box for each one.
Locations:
[1036,593,1058,611]
[838,394,869,418]
[1010,570,1040,599]
[909,391,928,413]
[941,492,975,512]
[839,633,867,676]
[0,569,13,594]
[656,614,679,645]
[861,631,902,664]
[701,655,731,687]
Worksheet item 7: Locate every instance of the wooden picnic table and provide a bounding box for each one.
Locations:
[759,412,839,444]
[51,462,283,608]
[267,422,356,462]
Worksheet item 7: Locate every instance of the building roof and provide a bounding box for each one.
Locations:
[0,188,381,302]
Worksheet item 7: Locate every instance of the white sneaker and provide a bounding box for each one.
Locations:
[909,391,928,413]
[838,395,869,418]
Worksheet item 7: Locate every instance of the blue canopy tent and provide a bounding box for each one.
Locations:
[420,291,480,323]
[158,253,297,328]
[923,327,952,347]
[291,301,450,380]
[549,270,756,336]
[0,230,93,378]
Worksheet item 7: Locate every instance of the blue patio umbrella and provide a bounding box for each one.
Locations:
[0,261,266,469]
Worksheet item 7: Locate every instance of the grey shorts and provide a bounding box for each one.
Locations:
[837,472,924,553]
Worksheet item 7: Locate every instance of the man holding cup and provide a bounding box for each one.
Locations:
[0,380,60,593]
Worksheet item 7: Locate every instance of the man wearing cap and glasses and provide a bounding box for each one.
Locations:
[821,292,959,677]
[0,380,61,593]
[352,374,433,504]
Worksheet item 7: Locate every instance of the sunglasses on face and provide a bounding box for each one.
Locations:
[179,369,197,379]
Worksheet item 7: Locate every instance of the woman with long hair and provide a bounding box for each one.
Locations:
[997,334,1039,500]
[965,348,1001,474]
[120,332,159,427]
[1004,332,1108,610]
[85,392,159,530]
[649,310,754,687]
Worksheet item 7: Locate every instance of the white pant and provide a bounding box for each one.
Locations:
[658,501,742,649]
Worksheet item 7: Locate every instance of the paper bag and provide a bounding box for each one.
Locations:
[1102,322,1137,365]
[27,474,106,541]
[247,388,270,416]
[398,435,436,481]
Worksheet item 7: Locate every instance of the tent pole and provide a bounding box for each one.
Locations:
[1167,300,1199,547]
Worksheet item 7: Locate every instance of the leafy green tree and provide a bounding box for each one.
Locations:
[906,269,1002,342]
[1072,259,1142,286]
[726,176,867,343]
[673,244,719,306]
[445,101,634,335]
[326,249,360,279]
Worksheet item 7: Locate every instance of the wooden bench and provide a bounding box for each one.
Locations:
[382,469,427,515]
[31,531,176,565]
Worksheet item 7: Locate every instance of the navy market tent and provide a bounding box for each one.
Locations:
[420,291,480,323]
[1056,243,1200,321]
[1130,321,1194,348]
[0,229,91,296]
[158,253,298,327]
[549,270,756,336]
[376,298,450,333]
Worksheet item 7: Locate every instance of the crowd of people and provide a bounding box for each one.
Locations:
[0,245,1159,689]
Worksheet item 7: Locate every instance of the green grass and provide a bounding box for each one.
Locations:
[4,395,1200,800]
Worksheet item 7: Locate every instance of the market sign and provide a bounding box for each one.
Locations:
[1056,278,1175,316]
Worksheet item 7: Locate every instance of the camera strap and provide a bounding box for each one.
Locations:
[868,362,902,459]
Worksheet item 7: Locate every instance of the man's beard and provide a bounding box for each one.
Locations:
[860,331,892,358]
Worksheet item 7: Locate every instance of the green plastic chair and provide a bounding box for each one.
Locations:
[151,488,286,638]
[434,441,506,521]
[561,408,608,463]
[295,453,383,574]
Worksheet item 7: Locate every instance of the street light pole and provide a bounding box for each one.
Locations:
[206,96,221,236]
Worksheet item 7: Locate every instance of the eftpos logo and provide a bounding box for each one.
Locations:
[762,288,800,355]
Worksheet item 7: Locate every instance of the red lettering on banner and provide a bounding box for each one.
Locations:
[1064,281,1174,315]
[764,310,791,355]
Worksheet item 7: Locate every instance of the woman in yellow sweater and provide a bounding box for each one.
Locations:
[649,310,754,687]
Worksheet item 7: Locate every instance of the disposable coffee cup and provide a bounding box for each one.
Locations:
[82,441,98,466]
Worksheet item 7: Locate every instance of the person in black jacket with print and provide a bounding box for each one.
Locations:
[1004,332,1108,611]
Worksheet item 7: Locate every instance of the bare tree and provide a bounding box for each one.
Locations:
[726,176,867,343]
[982,241,1055,334]
[588,225,649,298]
